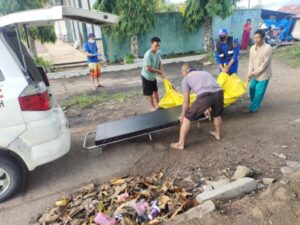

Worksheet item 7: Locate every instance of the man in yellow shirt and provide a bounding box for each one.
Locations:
[245,29,272,113]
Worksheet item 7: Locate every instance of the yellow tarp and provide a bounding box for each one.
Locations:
[217,72,247,107]
[158,79,197,109]
[158,73,246,109]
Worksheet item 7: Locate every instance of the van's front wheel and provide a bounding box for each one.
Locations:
[0,155,23,202]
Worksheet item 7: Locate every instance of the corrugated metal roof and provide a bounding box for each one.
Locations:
[279,5,300,17]
[261,9,294,19]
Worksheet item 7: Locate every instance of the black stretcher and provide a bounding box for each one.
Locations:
[83,106,208,151]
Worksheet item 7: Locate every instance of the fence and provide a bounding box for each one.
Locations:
[103,9,262,62]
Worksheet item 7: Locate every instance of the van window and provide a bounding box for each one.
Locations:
[0,70,4,81]
[2,28,42,82]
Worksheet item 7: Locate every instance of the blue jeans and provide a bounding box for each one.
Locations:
[248,79,269,112]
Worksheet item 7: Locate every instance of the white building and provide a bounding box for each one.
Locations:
[53,0,102,44]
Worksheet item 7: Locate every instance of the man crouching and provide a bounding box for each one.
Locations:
[171,64,224,150]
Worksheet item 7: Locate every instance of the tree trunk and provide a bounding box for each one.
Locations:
[28,32,38,58]
[203,16,213,52]
[131,34,139,58]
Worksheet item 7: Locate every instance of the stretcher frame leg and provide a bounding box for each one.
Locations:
[149,133,153,141]
[83,130,98,150]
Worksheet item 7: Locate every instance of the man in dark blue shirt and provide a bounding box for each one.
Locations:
[214,28,240,75]
[83,33,102,90]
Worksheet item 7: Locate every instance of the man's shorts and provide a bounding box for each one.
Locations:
[185,90,224,121]
[88,63,101,78]
[141,75,158,96]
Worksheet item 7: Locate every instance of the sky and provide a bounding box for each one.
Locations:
[168,0,292,10]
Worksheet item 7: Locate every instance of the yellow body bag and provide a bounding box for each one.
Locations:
[217,72,247,107]
[158,73,246,109]
[158,79,197,109]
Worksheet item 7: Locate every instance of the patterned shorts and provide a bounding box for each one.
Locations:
[88,63,101,78]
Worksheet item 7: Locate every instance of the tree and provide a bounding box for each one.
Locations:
[182,0,235,51]
[0,0,57,57]
[94,0,156,58]
[155,0,180,12]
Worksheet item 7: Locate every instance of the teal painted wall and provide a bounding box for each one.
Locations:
[212,9,262,41]
[103,12,203,62]
[103,9,263,62]
[138,12,203,57]
[102,35,131,63]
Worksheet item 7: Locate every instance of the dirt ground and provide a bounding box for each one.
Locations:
[0,52,300,225]
[193,170,300,225]
[64,53,300,181]
[55,53,300,224]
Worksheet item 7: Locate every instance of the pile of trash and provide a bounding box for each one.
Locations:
[34,172,202,225]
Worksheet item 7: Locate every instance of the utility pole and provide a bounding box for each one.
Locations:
[248,0,251,9]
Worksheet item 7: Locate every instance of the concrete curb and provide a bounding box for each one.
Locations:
[196,177,258,203]
[163,200,215,225]
[47,54,207,79]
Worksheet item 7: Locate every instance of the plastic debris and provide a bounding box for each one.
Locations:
[32,171,205,225]
[135,201,149,216]
[94,212,117,225]
[117,192,129,202]
[148,201,161,220]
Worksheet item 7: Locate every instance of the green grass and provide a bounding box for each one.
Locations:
[124,54,134,64]
[34,56,53,70]
[63,90,139,109]
[274,45,300,68]
[208,50,216,65]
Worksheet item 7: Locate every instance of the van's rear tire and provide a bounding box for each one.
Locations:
[0,155,24,202]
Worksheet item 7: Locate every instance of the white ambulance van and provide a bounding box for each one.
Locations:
[0,6,119,202]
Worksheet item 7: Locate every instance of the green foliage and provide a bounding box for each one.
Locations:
[179,3,186,15]
[0,0,44,15]
[34,56,53,69]
[183,0,234,32]
[94,0,156,41]
[94,0,117,13]
[182,0,204,32]
[63,90,139,109]
[30,27,57,43]
[0,0,56,43]
[124,54,134,64]
[206,0,234,18]
[155,0,179,12]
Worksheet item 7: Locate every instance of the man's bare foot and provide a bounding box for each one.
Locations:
[150,108,157,112]
[154,106,160,110]
[170,142,184,150]
[209,131,221,140]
